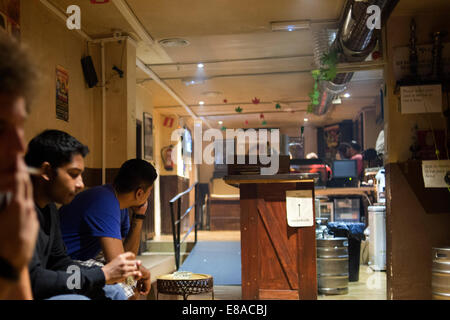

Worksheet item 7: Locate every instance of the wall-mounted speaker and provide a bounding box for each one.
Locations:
[81,56,98,88]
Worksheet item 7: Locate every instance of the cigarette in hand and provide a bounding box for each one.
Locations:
[27,167,42,176]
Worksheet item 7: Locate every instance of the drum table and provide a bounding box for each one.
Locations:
[156,273,214,300]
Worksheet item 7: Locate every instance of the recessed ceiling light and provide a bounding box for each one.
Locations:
[201,91,222,97]
[182,78,205,86]
[158,38,190,48]
[343,93,351,98]
[218,121,223,125]
[197,63,204,69]
[199,101,205,105]
[304,118,309,122]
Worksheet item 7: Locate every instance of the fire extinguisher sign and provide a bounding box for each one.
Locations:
[163,117,174,128]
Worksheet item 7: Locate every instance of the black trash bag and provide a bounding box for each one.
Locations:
[326,222,366,241]
[326,222,366,282]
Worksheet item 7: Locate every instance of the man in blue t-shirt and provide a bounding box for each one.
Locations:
[59,184,131,261]
[59,159,158,297]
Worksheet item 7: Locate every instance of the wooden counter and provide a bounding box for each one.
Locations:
[314,186,376,197]
[224,174,317,300]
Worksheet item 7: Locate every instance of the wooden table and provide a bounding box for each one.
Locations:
[224,174,317,300]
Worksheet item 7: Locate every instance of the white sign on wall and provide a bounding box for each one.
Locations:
[286,190,314,227]
[400,85,442,114]
[422,160,450,188]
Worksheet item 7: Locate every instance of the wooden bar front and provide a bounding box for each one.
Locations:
[224,174,317,300]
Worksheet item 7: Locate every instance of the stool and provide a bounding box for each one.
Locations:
[156,273,214,300]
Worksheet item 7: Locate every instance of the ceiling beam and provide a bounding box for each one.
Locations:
[146,54,314,67]
[145,70,313,82]
[195,109,308,117]
[153,96,376,109]
[111,0,154,44]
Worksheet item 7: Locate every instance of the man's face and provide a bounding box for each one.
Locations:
[47,154,85,205]
[135,185,153,206]
[0,94,27,174]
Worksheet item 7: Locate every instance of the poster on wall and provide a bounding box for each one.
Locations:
[0,0,20,39]
[143,112,153,161]
[323,124,341,160]
[56,65,69,122]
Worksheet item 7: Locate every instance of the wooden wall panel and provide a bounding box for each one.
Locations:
[240,184,260,300]
[209,198,240,231]
[239,181,317,300]
[386,163,450,299]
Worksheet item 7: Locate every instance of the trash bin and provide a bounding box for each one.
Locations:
[326,222,366,282]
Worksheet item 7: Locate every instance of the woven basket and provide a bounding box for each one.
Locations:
[157,273,214,299]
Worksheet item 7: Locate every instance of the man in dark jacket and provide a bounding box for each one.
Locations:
[25,130,144,300]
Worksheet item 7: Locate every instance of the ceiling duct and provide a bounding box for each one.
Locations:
[313,0,399,116]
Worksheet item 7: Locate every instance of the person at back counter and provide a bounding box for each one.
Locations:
[337,142,364,179]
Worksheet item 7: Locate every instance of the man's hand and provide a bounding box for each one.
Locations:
[0,156,39,271]
[130,201,148,216]
[101,252,142,285]
[135,262,151,296]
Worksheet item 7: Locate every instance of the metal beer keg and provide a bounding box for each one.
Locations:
[432,247,450,300]
[317,237,349,295]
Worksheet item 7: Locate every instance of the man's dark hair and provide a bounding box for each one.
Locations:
[350,141,362,152]
[337,142,351,156]
[25,130,89,169]
[0,33,36,103]
[113,159,158,194]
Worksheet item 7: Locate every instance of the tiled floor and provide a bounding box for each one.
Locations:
[153,230,386,300]
[152,230,241,242]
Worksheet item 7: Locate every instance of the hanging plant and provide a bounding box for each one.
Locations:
[235,106,243,113]
[260,113,265,119]
[308,49,339,114]
[275,103,282,110]
[221,126,227,131]
[262,120,267,126]
[252,97,260,105]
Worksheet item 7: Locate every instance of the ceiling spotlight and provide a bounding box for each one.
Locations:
[183,78,205,86]
[218,121,223,125]
[197,63,204,69]
[343,93,351,98]
[199,101,205,105]
[271,20,310,32]
[304,118,309,122]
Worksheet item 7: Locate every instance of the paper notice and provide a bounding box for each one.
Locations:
[286,190,314,227]
[422,160,450,188]
[400,85,442,114]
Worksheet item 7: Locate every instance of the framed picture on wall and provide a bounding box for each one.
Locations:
[143,112,153,161]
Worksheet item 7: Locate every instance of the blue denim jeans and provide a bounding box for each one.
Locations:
[103,284,127,300]
[47,295,90,300]
[47,285,126,300]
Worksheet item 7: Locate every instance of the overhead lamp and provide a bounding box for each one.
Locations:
[271,20,310,32]
[182,78,205,86]
[342,93,351,98]
[304,118,309,122]
[218,121,223,125]
[199,101,205,106]
[197,63,204,69]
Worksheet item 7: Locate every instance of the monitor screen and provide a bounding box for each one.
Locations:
[332,160,357,179]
